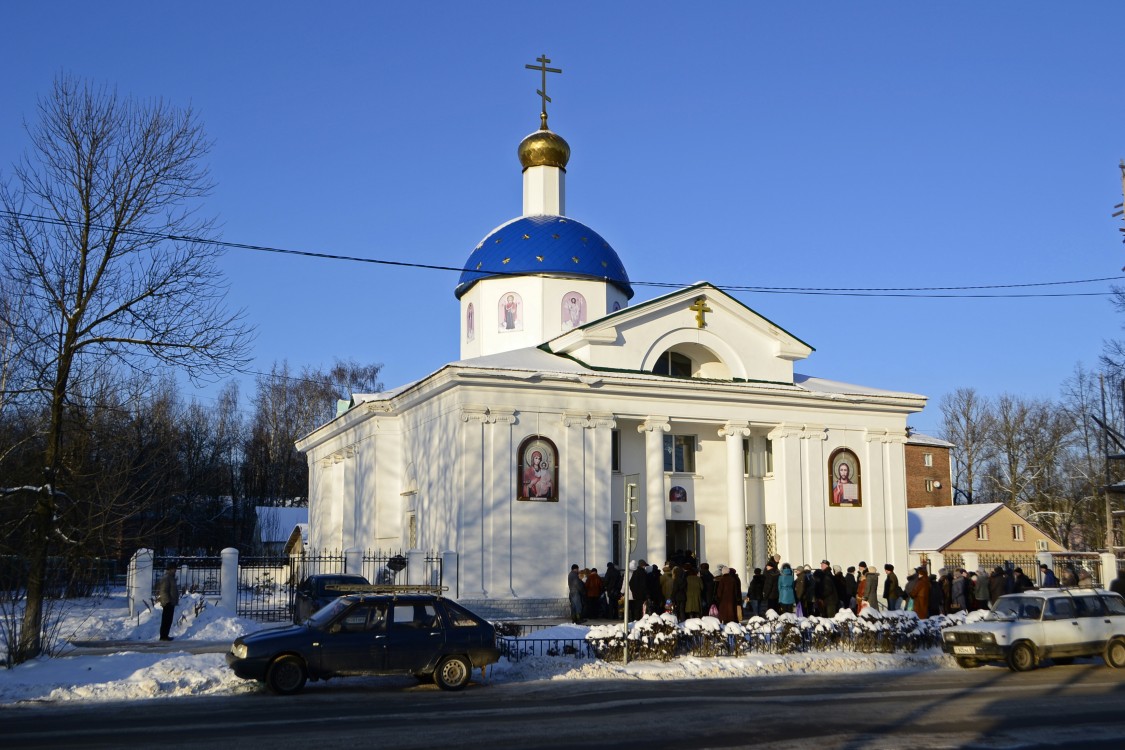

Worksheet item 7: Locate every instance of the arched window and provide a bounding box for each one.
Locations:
[652,351,693,378]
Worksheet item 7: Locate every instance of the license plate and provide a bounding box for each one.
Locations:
[953,646,977,655]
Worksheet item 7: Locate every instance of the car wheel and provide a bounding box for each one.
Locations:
[955,657,981,669]
[1052,657,1075,666]
[266,655,308,695]
[1105,638,1125,669]
[433,655,472,691]
[1007,642,1036,672]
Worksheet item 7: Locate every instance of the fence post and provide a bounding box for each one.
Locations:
[1035,551,1054,586]
[406,549,425,585]
[442,550,458,597]
[344,547,362,576]
[929,552,946,575]
[1100,553,1117,588]
[961,552,979,575]
[129,548,153,618]
[221,548,239,611]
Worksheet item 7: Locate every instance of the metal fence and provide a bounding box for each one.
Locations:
[151,556,223,598]
[0,555,119,598]
[941,553,965,571]
[236,556,294,621]
[498,637,595,661]
[978,553,1040,575]
[1052,553,1103,587]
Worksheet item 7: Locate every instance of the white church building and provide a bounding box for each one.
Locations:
[297,88,926,617]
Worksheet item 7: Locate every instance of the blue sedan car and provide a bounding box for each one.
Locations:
[228,593,501,694]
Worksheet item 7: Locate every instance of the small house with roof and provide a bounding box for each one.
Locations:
[254,506,309,556]
[908,502,1065,574]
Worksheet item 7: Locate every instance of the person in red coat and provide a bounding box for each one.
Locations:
[585,568,604,619]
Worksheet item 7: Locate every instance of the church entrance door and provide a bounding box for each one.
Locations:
[665,521,698,561]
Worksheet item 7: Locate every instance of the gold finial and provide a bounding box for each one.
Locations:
[525,54,562,130]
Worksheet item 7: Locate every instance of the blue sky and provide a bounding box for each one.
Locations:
[2,2,1124,433]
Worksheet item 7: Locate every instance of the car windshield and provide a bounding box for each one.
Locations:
[306,598,353,629]
[986,596,1043,621]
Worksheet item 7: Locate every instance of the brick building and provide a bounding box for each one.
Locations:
[905,431,954,508]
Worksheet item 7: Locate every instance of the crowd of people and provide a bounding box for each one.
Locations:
[567,553,1125,625]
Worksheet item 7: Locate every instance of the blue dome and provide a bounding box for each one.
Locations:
[455,215,633,300]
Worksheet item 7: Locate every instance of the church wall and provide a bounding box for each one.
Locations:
[302,370,918,607]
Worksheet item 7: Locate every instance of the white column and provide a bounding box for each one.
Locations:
[638,417,670,565]
[342,446,357,549]
[220,548,238,611]
[962,552,980,575]
[344,547,362,576]
[458,406,490,598]
[129,548,153,618]
[721,422,751,572]
[441,550,459,598]
[929,552,946,575]
[563,412,590,567]
[589,412,617,568]
[1100,553,1118,588]
[768,424,805,564]
[487,409,518,597]
[406,549,426,586]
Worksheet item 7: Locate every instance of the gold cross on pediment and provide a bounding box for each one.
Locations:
[689,297,712,328]
[525,54,562,128]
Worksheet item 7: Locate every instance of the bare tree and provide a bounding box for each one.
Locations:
[0,75,252,661]
[243,358,382,506]
[939,387,994,504]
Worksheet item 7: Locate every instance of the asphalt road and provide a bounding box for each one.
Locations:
[3,662,1124,749]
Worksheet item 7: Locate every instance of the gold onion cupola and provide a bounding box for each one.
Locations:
[518,117,570,171]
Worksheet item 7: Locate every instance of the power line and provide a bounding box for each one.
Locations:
[2,210,1120,299]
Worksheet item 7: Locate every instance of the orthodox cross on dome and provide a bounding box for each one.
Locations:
[525,54,562,129]
[689,297,712,328]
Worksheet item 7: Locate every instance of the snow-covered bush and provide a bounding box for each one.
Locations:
[584,607,956,662]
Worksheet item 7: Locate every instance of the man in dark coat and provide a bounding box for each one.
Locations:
[746,568,765,618]
[988,566,1007,606]
[157,564,179,641]
[883,564,903,611]
[628,560,648,620]
[844,566,859,611]
[762,561,780,613]
[1111,570,1125,598]
[603,562,623,616]
[700,562,715,614]
[817,560,839,617]
[646,564,663,614]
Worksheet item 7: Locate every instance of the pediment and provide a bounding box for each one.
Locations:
[544,283,813,383]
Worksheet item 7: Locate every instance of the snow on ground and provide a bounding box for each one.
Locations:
[0,594,957,705]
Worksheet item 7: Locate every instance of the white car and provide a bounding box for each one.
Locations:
[941,588,1125,671]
